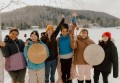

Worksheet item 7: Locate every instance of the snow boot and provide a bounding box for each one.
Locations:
[12,80,17,83]
[67,80,72,83]
[78,80,83,83]
[85,80,91,83]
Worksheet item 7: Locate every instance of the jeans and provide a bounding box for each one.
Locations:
[45,58,58,83]
[94,70,110,83]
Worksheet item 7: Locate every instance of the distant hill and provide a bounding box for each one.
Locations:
[1,6,120,29]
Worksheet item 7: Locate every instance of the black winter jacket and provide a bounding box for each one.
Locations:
[2,35,25,57]
[41,18,64,61]
[94,39,119,78]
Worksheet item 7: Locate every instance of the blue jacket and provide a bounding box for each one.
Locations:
[58,34,73,55]
[24,41,49,70]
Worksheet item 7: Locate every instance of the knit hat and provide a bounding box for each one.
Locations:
[102,32,111,39]
[61,23,69,30]
[46,25,54,32]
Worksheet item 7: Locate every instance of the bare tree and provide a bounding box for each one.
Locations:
[0,0,22,83]
[0,0,23,11]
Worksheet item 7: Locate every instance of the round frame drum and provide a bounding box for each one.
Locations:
[28,44,48,64]
[84,44,105,65]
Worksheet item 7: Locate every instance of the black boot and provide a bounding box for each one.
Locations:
[94,81,98,83]
[78,80,83,83]
[67,80,72,83]
[85,80,91,83]
[63,80,67,83]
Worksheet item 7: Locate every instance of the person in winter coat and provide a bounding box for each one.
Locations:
[41,18,65,83]
[58,23,74,83]
[94,32,119,83]
[24,30,49,83]
[0,28,26,83]
[72,29,95,83]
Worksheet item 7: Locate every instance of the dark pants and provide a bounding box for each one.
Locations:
[8,68,26,82]
[94,70,110,83]
[78,80,91,83]
[45,58,58,83]
[60,58,72,83]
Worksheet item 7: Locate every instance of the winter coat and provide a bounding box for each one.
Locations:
[2,35,24,57]
[94,39,119,78]
[41,18,64,61]
[72,35,94,65]
[24,41,49,70]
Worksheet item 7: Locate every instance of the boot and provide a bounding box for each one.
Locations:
[12,80,17,83]
[62,80,66,83]
[85,80,91,83]
[17,82,25,83]
[67,80,72,83]
[50,82,55,83]
[94,79,99,83]
[78,80,83,83]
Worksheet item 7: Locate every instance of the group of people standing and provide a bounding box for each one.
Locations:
[0,16,119,83]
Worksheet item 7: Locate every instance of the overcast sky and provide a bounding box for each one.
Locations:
[1,0,120,18]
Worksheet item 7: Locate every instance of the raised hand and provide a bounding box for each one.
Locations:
[0,41,5,47]
[62,14,65,18]
[72,12,77,17]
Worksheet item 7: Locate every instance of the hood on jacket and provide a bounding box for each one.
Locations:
[77,35,89,40]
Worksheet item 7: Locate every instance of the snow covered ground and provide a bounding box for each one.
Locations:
[3,27,120,83]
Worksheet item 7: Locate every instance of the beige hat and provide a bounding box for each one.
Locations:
[84,44,105,66]
[46,25,54,32]
[27,44,48,64]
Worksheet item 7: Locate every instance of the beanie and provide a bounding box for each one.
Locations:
[102,32,111,39]
[46,25,54,32]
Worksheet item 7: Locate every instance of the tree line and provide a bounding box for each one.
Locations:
[1,6,120,30]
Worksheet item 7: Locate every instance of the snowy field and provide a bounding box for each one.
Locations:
[2,27,120,83]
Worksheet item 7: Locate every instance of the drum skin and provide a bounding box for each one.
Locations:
[84,44,105,66]
[27,44,48,64]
